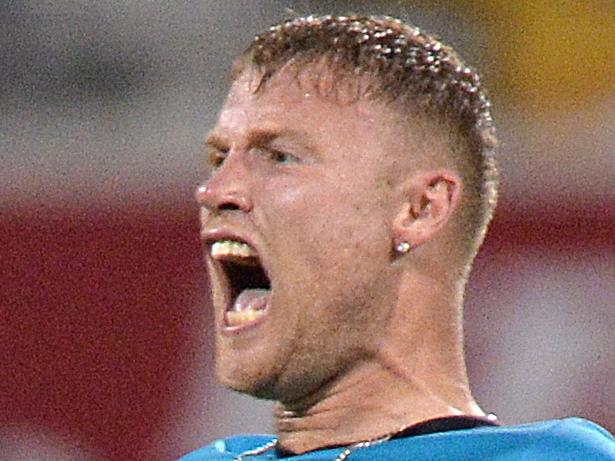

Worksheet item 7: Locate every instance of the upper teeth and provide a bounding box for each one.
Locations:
[211,240,257,258]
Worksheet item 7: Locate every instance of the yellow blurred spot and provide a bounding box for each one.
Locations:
[394,0,615,114]
[509,2,615,112]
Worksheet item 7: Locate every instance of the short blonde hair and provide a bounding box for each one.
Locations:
[233,15,499,262]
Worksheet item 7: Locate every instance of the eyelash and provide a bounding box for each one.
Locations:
[207,146,298,169]
[256,147,297,164]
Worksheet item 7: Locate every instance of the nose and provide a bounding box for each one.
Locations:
[195,156,253,213]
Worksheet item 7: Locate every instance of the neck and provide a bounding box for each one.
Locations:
[274,269,482,454]
[274,361,482,453]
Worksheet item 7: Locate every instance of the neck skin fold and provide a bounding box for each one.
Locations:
[274,269,484,454]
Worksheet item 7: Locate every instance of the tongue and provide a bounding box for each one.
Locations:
[232,289,270,312]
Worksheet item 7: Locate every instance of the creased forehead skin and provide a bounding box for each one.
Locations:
[234,14,499,259]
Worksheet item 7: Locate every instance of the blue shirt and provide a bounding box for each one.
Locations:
[178,418,615,460]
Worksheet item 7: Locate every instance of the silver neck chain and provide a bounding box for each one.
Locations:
[233,414,498,460]
[234,439,277,461]
[234,433,393,461]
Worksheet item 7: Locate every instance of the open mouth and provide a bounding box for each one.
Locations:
[210,240,271,329]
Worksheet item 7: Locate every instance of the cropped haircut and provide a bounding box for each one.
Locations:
[232,15,499,267]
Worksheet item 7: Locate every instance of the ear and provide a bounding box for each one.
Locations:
[392,170,461,250]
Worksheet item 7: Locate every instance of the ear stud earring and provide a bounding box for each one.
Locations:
[395,241,411,254]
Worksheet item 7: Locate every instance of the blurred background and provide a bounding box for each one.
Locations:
[1,0,613,459]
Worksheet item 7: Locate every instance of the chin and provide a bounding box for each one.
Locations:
[215,354,281,400]
[216,356,318,403]
[218,375,281,401]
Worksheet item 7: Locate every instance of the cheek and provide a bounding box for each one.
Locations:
[269,181,359,241]
[260,175,391,274]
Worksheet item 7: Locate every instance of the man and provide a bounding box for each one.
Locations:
[184,15,615,460]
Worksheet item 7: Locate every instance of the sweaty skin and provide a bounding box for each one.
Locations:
[198,64,484,454]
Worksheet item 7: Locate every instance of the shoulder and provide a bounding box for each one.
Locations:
[176,421,615,460]
[517,418,615,459]
[176,435,276,461]
[367,418,615,460]
[459,418,615,460]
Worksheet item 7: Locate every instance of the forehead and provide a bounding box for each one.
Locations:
[212,66,412,160]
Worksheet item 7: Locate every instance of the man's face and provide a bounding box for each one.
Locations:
[199,66,412,402]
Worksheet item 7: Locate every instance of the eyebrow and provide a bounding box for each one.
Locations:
[204,133,229,151]
[205,127,317,152]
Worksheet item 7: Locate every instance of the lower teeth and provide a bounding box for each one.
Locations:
[226,309,265,326]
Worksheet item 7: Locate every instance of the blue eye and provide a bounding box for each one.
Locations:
[254,147,298,164]
[269,149,292,163]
